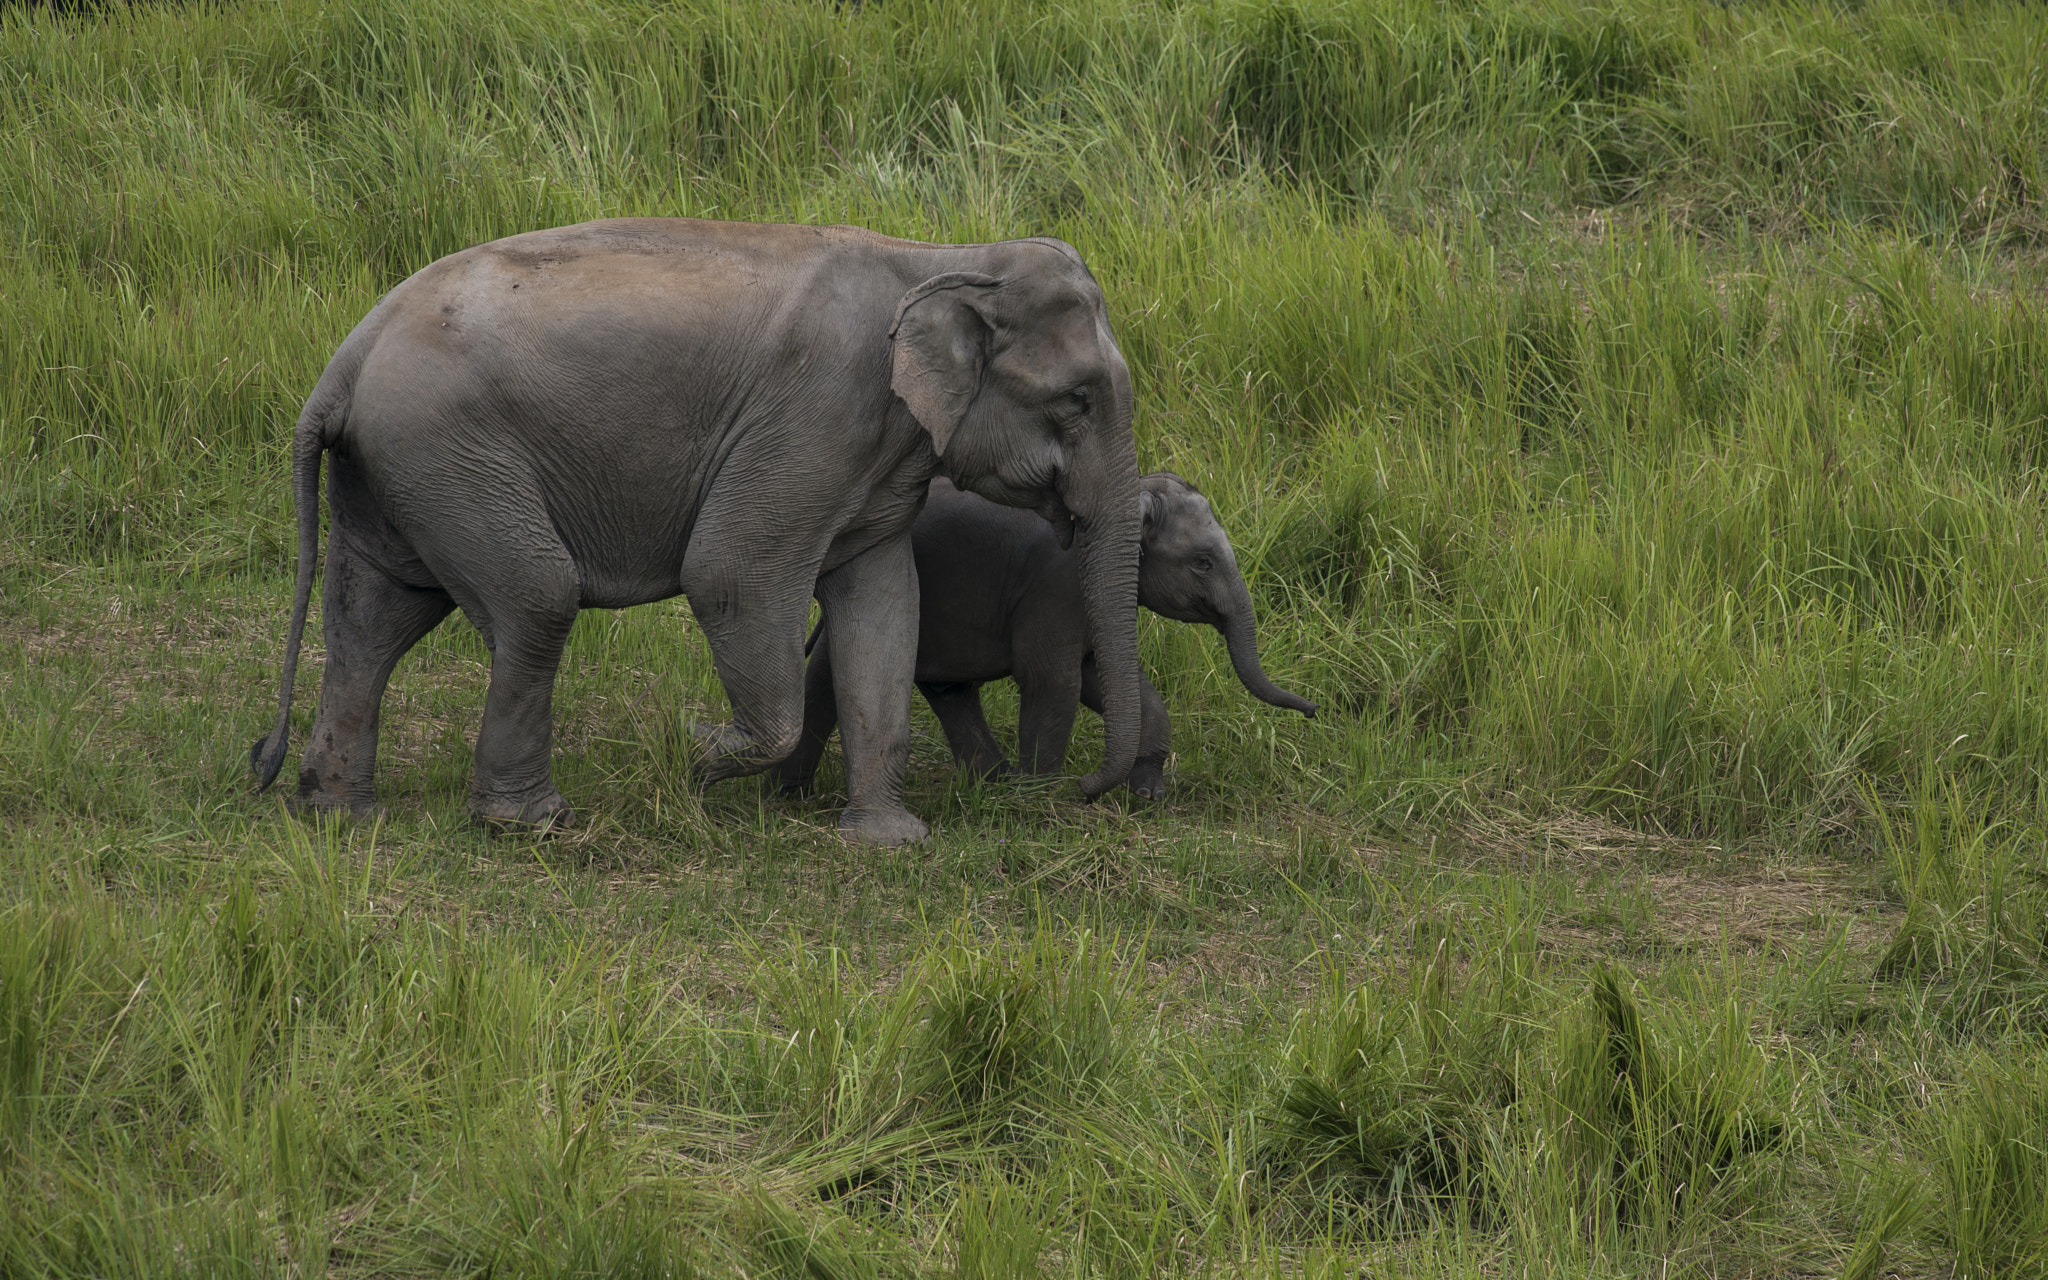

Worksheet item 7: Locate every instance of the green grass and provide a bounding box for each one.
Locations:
[6,0,2048,1274]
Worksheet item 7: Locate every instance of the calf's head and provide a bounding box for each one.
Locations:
[1136,473,1316,718]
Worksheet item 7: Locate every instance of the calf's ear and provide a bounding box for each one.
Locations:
[890,273,1002,456]
[1139,488,1160,543]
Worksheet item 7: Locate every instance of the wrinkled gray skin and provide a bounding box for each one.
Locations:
[250,218,1144,845]
[772,473,1315,799]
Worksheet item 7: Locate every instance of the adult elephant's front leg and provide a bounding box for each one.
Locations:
[815,536,927,845]
[765,629,841,796]
[681,567,810,788]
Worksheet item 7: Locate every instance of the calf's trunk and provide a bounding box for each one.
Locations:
[1218,578,1317,717]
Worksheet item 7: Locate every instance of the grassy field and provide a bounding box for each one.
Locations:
[5,0,2048,1274]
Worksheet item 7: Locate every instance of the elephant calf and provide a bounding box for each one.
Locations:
[773,473,1315,799]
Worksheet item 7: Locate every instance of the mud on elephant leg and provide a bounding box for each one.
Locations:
[814,536,927,846]
[291,541,453,820]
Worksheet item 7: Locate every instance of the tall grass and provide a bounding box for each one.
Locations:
[0,829,1844,1276]
[1929,1048,2048,1277]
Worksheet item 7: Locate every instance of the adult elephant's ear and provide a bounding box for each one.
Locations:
[890,272,1002,456]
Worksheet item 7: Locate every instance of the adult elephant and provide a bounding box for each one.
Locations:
[250,218,1142,845]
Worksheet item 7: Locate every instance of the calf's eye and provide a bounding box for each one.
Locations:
[1194,555,1215,573]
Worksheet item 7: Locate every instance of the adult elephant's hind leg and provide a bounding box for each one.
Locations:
[468,593,579,830]
[440,513,582,830]
[295,541,454,818]
[816,535,927,845]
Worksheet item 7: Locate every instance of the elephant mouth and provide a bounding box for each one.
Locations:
[1036,494,1078,549]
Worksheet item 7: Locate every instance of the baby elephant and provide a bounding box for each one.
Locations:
[772,473,1316,800]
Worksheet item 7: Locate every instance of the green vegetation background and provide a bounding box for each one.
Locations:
[3,0,2048,1275]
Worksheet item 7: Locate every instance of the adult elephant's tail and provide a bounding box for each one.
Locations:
[250,378,346,791]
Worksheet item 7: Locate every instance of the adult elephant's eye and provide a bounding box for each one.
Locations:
[1068,388,1090,416]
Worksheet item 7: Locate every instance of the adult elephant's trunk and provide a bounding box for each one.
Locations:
[1068,422,1144,799]
[1218,576,1318,717]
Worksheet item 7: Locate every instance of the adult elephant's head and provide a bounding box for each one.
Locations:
[890,240,1142,798]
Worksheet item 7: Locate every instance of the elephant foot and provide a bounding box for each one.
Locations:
[838,806,929,847]
[289,768,386,821]
[1128,760,1167,802]
[287,793,388,823]
[764,751,822,797]
[470,789,576,835]
[689,721,787,784]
